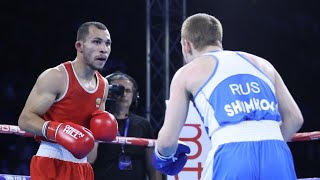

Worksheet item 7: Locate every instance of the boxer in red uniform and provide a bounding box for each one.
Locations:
[18,21,118,180]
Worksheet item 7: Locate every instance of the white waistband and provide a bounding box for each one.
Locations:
[211,120,283,147]
[36,141,87,163]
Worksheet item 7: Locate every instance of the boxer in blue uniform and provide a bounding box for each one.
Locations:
[152,13,304,179]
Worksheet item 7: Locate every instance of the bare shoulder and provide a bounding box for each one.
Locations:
[174,56,217,95]
[36,64,67,94]
[237,51,276,80]
[172,58,202,81]
[237,51,274,70]
[38,65,66,84]
[171,66,187,87]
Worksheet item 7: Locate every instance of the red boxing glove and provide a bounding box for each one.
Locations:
[90,110,118,142]
[42,121,95,159]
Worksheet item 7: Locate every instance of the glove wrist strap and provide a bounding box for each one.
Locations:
[42,121,62,141]
[155,143,175,161]
[42,121,50,140]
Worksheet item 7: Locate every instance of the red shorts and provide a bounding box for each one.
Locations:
[30,156,94,180]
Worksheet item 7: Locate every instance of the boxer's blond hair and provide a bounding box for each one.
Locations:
[181,13,223,50]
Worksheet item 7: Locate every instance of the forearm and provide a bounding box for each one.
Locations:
[18,111,45,136]
[280,119,303,141]
[156,129,178,156]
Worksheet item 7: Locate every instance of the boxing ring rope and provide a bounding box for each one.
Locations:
[1,124,319,146]
[0,124,156,147]
[1,124,320,180]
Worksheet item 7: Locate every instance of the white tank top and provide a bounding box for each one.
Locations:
[193,50,281,138]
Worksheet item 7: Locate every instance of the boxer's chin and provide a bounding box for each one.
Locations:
[90,61,106,71]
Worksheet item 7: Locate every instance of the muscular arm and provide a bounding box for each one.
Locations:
[275,70,304,141]
[18,67,66,135]
[156,69,190,156]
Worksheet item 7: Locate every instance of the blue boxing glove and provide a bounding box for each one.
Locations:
[152,141,190,175]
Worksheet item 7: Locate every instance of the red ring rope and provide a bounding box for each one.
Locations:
[0,124,155,147]
[0,124,319,147]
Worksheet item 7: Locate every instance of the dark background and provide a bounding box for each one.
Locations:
[0,0,319,178]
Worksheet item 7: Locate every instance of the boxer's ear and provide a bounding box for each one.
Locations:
[183,39,193,55]
[75,41,83,53]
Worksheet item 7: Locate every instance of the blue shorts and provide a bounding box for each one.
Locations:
[212,140,297,180]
